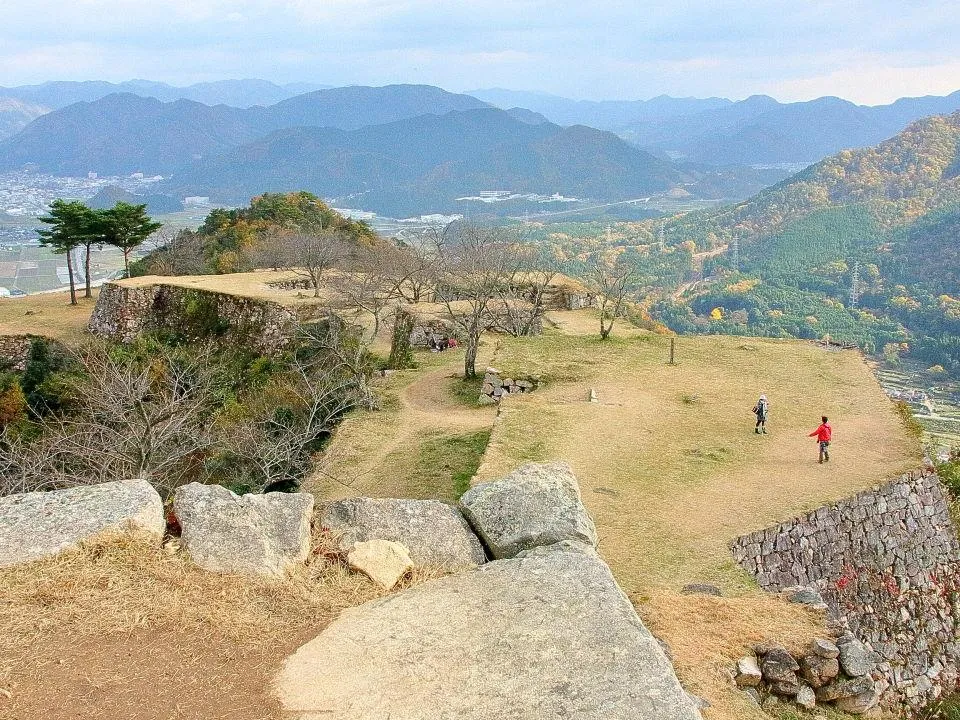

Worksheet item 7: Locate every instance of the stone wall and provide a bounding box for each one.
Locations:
[730,472,960,711]
[0,334,40,371]
[88,281,316,355]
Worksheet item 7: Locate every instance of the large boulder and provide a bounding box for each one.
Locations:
[276,542,702,720]
[458,462,597,559]
[173,483,313,578]
[0,479,164,567]
[321,497,485,570]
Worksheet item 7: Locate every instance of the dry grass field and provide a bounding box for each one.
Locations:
[0,290,99,342]
[313,307,918,719]
[473,309,918,719]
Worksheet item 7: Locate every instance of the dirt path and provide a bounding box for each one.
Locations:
[308,348,497,501]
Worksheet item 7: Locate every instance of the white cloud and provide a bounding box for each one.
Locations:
[0,0,957,102]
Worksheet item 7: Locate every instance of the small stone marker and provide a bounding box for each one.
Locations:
[347,539,414,590]
[589,388,598,403]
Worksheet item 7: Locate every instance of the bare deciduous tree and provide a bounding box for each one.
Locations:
[272,230,349,297]
[588,252,638,340]
[216,318,375,492]
[331,244,404,343]
[0,343,219,498]
[146,228,208,276]
[389,240,437,304]
[496,244,561,337]
[434,224,519,378]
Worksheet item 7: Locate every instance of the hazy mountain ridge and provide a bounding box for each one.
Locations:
[0,78,331,110]
[0,96,49,140]
[0,86,494,176]
[473,87,960,166]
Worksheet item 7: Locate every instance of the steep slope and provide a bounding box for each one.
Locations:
[654,112,960,372]
[164,109,681,216]
[667,112,960,245]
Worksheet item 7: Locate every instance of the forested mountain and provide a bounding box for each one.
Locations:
[87,185,184,215]
[0,94,262,174]
[652,112,960,373]
[0,86,494,175]
[165,109,681,216]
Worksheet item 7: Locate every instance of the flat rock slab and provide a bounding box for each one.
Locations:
[277,542,701,720]
[321,497,485,570]
[459,461,598,559]
[0,479,164,568]
[173,483,313,578]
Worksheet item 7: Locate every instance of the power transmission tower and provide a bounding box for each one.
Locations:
[606,224,612,244]
[658,222,665,252]
[730,239,740,273]
[850,260,860,308]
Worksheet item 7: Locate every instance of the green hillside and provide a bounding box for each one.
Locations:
[651,112,960,375]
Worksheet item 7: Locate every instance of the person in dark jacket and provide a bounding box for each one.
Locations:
[752,394,769,434]
[809,416,832,463]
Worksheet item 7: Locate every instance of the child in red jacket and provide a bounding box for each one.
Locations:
[809,416,832,463]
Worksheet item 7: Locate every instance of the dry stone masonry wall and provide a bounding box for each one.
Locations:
[88,281,319,354]
[0,334,45,371]
[730,472,960,712]
[479,366,539,404]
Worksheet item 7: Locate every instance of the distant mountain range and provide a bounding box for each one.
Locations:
[470,88,960,165]
[4,80,960,218]
[0,78,331,111]
[0,85,678,215]
[0,85,492,175]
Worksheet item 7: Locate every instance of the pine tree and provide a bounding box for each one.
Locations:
[37,200,94,305]
[101,202,162,277]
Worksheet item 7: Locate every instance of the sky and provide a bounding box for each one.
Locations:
[2,0,959,104]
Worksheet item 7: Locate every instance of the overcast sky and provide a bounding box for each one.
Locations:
[2,0,958,104]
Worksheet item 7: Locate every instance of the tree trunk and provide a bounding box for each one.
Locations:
[66,248,77,305]
[600,314,613,340]
[123,248,131,278]
[464,333,479,378]
[84,242,93,298]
